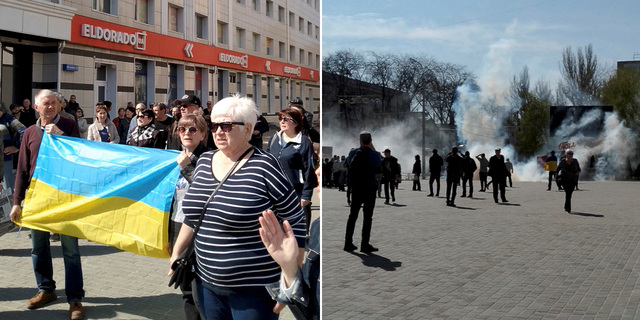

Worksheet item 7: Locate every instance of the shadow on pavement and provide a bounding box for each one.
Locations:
[348,252,402,271]
[0,293,181,320]
[454,206,476,210]
[389,203,407,207]
[499,203,521,206]
[0,244,123,258]
[570,212,604,218]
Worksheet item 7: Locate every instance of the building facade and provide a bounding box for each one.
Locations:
[0,0,320,119]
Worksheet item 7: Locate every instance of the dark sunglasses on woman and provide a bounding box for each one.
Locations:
[279,117,296,123]
[178,126,198,134]
[211,122,244,132]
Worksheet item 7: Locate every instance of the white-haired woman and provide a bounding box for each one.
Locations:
[557,149,581,213]
[169,95,305,320]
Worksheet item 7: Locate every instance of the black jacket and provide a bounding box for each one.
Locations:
[445,152,463,176]
[266,131,317,201]
[429,154,444,173]
[488,154,508,178]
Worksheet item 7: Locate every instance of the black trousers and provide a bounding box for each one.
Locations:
[563,180,576,212]
[479,172,488,190]
[506,172,512,187]
[171,221,202,320]
[461,174,473,196]
[383,179,395,202]
[345,189,376,246]
[429,173,441,195]
[446,177,458,203]
[492,176,507,201]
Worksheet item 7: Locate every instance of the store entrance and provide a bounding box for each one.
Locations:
[1,43,34,109]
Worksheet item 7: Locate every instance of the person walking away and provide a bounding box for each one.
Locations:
[428,149,444,197]
[445,147,462,207]
[461,151,477,198]
[412,154,422,191]
[505,158,514,187]
[557,149,581,213]
[476,153,489,191]
[545,151,559,190]
[381,149,399,204]
[9,89,85,319]
[344,132,382,253]
[488,148,508,203]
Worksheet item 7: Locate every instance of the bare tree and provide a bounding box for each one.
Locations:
[507,66,530,111]
[322,50,366,127]
[421,62,471,125]
[558,44,608,106]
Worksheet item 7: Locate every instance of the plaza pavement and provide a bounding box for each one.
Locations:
[0,197,319,320]
[322,180,640,319]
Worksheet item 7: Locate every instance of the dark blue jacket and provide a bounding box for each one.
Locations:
[267,131,317,201]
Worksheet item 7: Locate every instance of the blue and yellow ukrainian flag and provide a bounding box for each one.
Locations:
[18,133,180,258]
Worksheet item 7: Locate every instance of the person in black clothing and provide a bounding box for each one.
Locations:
[445,147,463,207]
[488,148,509,203]
[412,154,422,191]
[557,149,581,213]
[381,149,399,204]
[428,149,444,197]
[344,132,382,254]
[461,151,477,198]
[21,98,37,128]
[250,114,269,149]
[67,95,80,112]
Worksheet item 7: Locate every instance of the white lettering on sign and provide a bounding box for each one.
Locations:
[81,24,146,51]
[284,66,301,77]
[219,53,248,68]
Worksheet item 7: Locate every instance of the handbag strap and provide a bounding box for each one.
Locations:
[191,146,254,235]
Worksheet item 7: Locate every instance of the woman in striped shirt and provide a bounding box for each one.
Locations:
[169,95,306,320]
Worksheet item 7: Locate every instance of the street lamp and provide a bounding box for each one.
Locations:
[409,58,428,180]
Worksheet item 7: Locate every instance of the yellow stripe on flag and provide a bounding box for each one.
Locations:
[19,178,170,258]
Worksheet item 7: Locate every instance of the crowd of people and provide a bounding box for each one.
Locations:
[5,89,320,320]
[338,131,586,256]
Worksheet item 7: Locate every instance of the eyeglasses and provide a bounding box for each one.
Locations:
[178,126,198,134]
[211,122,244,132]
[279,117,296,123]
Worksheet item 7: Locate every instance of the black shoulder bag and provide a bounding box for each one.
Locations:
[168,146,254,289]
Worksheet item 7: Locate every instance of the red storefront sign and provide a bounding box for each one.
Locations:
[69,16,318,82]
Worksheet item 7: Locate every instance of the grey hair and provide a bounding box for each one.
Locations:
[34,89,59,106]
[210,94,258,129]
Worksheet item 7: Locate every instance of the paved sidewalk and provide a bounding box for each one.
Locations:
[0,196,319,320]
[323,181,640,319]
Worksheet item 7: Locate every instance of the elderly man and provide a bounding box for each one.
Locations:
[10,89,84,320]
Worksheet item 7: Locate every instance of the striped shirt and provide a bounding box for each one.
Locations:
[181,148,306,288]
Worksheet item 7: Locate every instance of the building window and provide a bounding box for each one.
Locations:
[93,0,117,15]
[236,0,244,4]
[279,41,285,59]
[236,28,246,49]
[266,0,273,18]
[308,52,313,66]
[266,37,273,56]
[300,49,305,64]
[316,54,319,68]
[289,12,295,27]
[307,22,312,36]
[252,0,259,11]
[315,25,320,39]
[253,33,260,53]
[298,17,304,32]
[135,60,148,106]
[217,21,229,44]
[278,6,285,23]
[134,0,151,24]
[196,15,207,39]
[289,45,295,62]
[169,5,183,33]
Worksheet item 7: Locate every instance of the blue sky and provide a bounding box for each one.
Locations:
[322,0,640,95]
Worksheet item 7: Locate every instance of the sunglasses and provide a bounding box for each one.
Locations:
[279,117,296,123]
[178,126,198,134]
[211,122,244,132]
